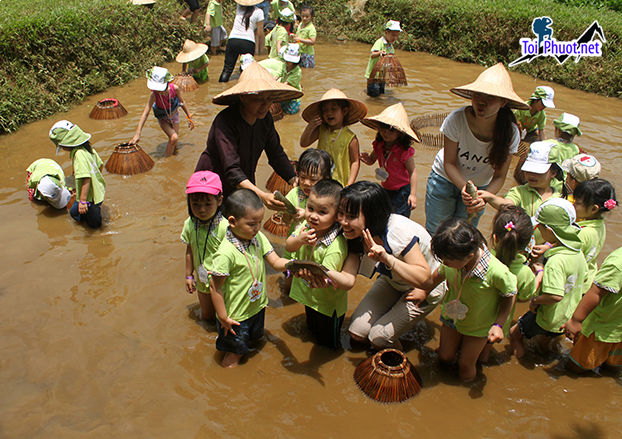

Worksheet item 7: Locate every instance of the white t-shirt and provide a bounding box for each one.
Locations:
[229,5,264,42]
[431,106,520,187]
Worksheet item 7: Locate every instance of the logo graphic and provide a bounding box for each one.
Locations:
[510,17,605,67]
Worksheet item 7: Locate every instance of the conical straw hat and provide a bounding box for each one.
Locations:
[302,88,368,126]
[234,0,262,5]
[450,63,530,110]
[212,62,304,105]
[175,39,208,63]
[361,103,419,142]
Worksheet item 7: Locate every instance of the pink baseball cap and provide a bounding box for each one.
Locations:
[186,171,222,195]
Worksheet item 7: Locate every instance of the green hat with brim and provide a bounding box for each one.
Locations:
[49,120,92,156]
[553,113,582,137]
[279,7,295,23]
[532,198,582,251]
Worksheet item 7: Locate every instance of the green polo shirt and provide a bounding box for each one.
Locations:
[27,159,67,199]
[271,0,294,21]
[503,254,537,334]
[296,22,316,55]
[543,139,581,193]
[212,230,274,322]
[578,218,606,289]
[504,184,560,243]
[268,25,289,59]
[513,103,546,133]
[70,146,106,204]
[536,245,588,332]
[258,58,287,82]
[365,37,394,79]
[582,247,622,343]
[206,0,223,28]
[189,54,209,82]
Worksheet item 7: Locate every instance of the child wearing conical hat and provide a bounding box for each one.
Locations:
[176,39,210,82]
[300,89,368,187]
[359,103,420,218]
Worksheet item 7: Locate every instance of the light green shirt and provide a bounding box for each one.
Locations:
[212,230,274,322]
[317,124,356,187]
[513,103,546,133]
[504,184,560,243]
[503,254,537,335]
[543,139,581,193]
[289,223,348,317]
[268,25,289,59]
[70,146,105,204]
[206,0,223,28]
[189,54,209,82]
[271,0,294,21]
[296,22,316,55]
[365,37,394,79]
[258,58,287,81]
[578,218,606,289]
[536,245,588,332]
[27,159,67,199]
[582,247,622,342]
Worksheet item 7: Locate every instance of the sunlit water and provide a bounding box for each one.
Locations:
[1,41,621,438]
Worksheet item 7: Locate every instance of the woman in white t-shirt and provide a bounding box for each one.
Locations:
[424,63,527,235]
[219,0,265,83]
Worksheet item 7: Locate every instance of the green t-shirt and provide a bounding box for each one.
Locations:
[212,230,273,322]
[271,0,294,21]
[582,247,622,342]
[536,246,588,332]
[27,159,67,199]
[285,65,302,91]
[439,251,517,338]
[543,139,581,193]
[365,37,394,79]
[289,223,348,317]
[70,146,106,204]
[504,184,560,244]
[513,103,546,133]
[296,22,316,55]
[180,213,226,293]
[578,218,606,289]
[258,58,286,82]
[190,54,209,82]
[206,0,223,28]
[268,25,289,59]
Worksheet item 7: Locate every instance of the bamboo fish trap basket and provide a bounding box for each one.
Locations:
[263,212,289,237]
[409,112,449,151]
[89,98,128,120]
[353,349,422,403]
[172,72,199,92]
[270,103,284,122]
[265,161,298,194]
[105,142,155,175]
[368,54,407,87]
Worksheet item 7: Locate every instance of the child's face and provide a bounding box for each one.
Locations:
[441,253,476,270]
[190,193,222,223]
[298,169,323,196]
[285,61,295,71]
[230,207,264,241]
[338,204,365,240]
[537,223,556,243]
[471,92,507,119]
[532,100,546,112]
[305,193,338,234]
[524,170,553,190]
[385,30,400,43]
[573,198,598,220]
[321,101,348,129]
[301,10,312,24]
[378,125,400,145]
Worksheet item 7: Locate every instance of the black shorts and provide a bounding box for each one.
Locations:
[216,308,265,355]
[518,310,563,339]
[185,0,200,11]
[305,306,344,349]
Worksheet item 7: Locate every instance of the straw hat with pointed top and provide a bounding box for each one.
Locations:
[302,88,368,126]
[234,0,262,5]
[212,62,304,105]
[176,39,208,63]
[361,103,419,142]
[450,63,530,110]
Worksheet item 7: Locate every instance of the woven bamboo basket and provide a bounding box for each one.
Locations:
[105,142,155,175]
[270,103,284,122]
[89,98,128,120]
[172,73,199,92]
[409,112,449,151]
[368,54,407,87]
[263,212,289,237]
[353,349,422,403]
[265,160,298,194]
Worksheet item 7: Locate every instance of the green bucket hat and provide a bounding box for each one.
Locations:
[553,113,582,137]
[532,198,582,251]
[279,7,295,23]
[530,86,555,108]
[49,120,92,156]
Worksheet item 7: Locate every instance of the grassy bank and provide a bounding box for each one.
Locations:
[0,0,620,134]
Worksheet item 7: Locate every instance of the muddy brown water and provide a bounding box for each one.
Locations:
[1,41,622,438]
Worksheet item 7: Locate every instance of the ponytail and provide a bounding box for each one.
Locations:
[243,6,254,31]
[492,205,532,266]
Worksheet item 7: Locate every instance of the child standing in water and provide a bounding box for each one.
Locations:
[181,171,226,321]
[300,88,367,187]
[423,218,517,381]
[286,179,349,349]
[561,154,601,202]
[365,20,402,97]
[293,5,317,68]
[49,121,106,229]
[513,86,555,141]
[359,103,420,217]
[131,67,194,157]
[204,0,228,56]
[211,189,291,368]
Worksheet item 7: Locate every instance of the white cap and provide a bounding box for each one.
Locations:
[240,53,255,71]
[282,43,300,63]
[38,175,72,209]
[385,20,402,31]
[521,141,556,174]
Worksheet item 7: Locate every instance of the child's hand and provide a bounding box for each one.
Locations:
[359,152,374,166]
[220,317,241,336]
[187,116,195,131]
[403,288,427,306]
[309,115,323,130]
[205,26,211,33]
[562,317,582,342]
[408,193,417,210]
[531,244,550,259]
[294,207,305,221]
[529,297,539,313]
[488,324,504,343]
[78,201,88,215]
[298,226,317,246]
[185,277,196,294]
[362,229,386,263]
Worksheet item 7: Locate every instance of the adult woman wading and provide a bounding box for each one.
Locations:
[196,62,303,209]
[424,63,527,235]
[219,0,265,83]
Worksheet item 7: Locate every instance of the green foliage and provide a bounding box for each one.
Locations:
[554,0,622,13]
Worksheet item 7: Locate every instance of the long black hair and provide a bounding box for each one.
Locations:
[340,181,392,239]
[242,6,255,31]
[489,105,517,170]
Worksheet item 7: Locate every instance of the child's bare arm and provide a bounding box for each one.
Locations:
[370,50,384,59]
[347,137,360,186]
[185,245,196,294]
[285,227,317,252]
[265,251,290,272]
[78,178,91,214]
[404,156,418,210]
[359,150,377,166]
[489,295,515,342]
[298,251,360,290]
[300,116,322,146]
[175,86,195,130]
[474,190,512,212]
[131,94,156,144]
[210,276,240,335]
[529,292,563,312]
[563,283,606,340]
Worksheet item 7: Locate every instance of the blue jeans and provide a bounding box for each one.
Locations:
[386,184,411,218]
[70,201,102,229]
[216,308,265,355]
[424,170,485,236]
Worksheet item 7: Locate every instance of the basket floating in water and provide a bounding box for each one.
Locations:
[368,54,407,87]
[89,98,128,120]
[353,348,422,403]
[172,73,199,92]
[105,142,154,175]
